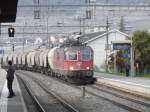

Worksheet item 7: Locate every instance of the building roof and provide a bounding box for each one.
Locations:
[80,29,130,44]
[0,0,18,22]
[80,31,106,43]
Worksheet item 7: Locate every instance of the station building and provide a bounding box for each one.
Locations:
[81,29,130,72]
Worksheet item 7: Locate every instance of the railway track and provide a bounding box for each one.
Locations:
[81,85,150,112]
[17,71,150,112]
[17,74,79,112]
[49,71,150,109]
[91,83,150,107]
[17,75,46,112]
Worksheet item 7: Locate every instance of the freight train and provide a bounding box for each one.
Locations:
[1,39,95,85]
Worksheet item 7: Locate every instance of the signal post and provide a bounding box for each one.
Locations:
[8,27,15,52]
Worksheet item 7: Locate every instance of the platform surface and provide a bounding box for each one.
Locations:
[95,72,150,97]
[0,68,28,112]
[95,72,150,86]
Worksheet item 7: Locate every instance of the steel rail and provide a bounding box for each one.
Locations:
[17,75,46,112]
[17,72,79,112]
[19,71,143,112]
[92,83,150,107]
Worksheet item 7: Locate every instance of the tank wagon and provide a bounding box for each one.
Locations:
[12,53,18,68]
[1,39,95,85]
[1,53,9,69]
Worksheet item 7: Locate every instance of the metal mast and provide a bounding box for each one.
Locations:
[105,16,109,72]
[34,0,41,19]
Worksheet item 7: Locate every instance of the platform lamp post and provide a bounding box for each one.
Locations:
[105,16,109,72]
[8,27,15,52]
[46,8,50,48]
[47,17,49,48]
[130,37,135,77]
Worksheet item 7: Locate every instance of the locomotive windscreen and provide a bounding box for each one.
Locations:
[81,50,92,61]
[65,50,77,60]
[64,46,93,61]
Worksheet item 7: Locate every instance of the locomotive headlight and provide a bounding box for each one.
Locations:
[86,67,90,70]
[69,66,74,70]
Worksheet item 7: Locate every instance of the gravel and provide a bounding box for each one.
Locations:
[18,74,70,112]
[17,70,131,112]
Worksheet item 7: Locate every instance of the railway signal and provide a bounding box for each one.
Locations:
[8,27,15,52]
[8,27,15,37]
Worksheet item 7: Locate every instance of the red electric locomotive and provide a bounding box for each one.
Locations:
[48,39,95,85]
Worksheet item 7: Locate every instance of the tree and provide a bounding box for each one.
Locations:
[132,31,150,73]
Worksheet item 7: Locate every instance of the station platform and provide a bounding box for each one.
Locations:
[0,68,28,112]
[95,72,150,99]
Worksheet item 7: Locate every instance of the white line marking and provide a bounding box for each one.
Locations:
[15,76,28,112]
[0,80,8,112]
[100,77,150,88]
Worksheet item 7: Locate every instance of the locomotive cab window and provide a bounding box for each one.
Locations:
[65,51,77,60]
[81,50,91,61]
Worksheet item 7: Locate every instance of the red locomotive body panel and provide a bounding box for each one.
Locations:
[52,46,93,72]
[50,46,95,85]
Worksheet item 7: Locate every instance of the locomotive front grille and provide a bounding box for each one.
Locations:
[67,70,93,78]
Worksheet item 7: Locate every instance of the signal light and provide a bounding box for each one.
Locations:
[8,27,15,37]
